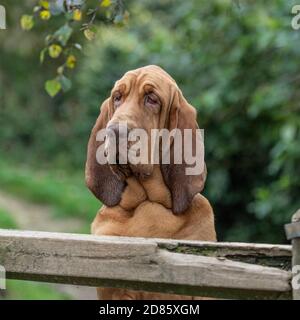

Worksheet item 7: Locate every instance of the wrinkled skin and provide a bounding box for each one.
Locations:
[86,65,216,300]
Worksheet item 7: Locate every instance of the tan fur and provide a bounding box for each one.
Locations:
[86,65,217,299]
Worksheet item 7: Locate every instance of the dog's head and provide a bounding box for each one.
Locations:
[85,65,206,214]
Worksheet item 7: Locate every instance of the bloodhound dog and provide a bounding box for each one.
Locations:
[85,65,216,300]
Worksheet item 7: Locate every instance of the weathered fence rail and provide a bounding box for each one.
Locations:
[0,228,295,299]
[285,209,300,300]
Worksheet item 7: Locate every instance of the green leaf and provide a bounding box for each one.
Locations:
[45,79,61,97]
[49,1,65,16]
[84,29,96,41]
[39,1,50,9]
[45,34,53,44]
[57,66,64,75]
[54,24,73,46]
[48,44,62,58]
[59,75,72,92]
[20,15,34,31]
[101,0,112,7]
[40,48,47,64]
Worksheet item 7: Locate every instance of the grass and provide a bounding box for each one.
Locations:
[3,280,71,300]
[0,159,101,298]
[0,208,18,229]
[0,160,101,224]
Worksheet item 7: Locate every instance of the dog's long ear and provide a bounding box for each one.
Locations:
[161,90,206,214]
[85,99,125,206]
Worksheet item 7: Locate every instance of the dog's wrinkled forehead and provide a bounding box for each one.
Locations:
[112,65,178,101]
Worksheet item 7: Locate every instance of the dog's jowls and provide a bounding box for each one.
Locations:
[85,65,216,300]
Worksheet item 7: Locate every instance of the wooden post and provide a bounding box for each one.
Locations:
[285,209,300,300]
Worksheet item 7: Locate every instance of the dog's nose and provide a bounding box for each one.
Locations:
[104,123,129,162]
[106,122,129,138]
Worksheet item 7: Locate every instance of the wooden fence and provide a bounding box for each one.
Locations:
[0,210,299,300]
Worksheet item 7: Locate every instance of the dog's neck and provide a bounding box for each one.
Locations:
[118,165,172,212]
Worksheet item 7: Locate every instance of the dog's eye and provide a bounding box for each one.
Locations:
[144,93,160,108]
[113,92,122,107]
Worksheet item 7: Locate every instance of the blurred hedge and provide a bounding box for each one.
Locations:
[0,0,299,242]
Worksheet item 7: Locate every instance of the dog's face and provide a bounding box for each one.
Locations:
[109,67,164,132]
[86,65,206,214]
[103,65,179,180]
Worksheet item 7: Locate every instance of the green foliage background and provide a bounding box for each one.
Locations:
[0,0,300,244]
